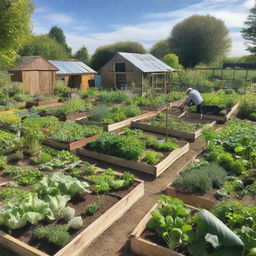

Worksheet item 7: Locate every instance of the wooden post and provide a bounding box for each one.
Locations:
[141,74,144,96]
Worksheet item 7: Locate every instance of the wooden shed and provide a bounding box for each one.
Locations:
[9,56,58,95]
[49,61,97,91]
[99,52,174,91]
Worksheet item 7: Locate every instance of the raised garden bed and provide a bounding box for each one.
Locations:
[0,169,144,256]
[131,196,244,256]
[131,112,216,141]
[139,102,172,112]
[40,111,89,121]
[26,99,59,108]
[80,111,158,132]
[78,129,189,177]
[43,133,102,151]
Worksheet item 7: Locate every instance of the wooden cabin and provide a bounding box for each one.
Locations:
[49,61,97,91]
[9,56,58,95]
[99,52,174,90]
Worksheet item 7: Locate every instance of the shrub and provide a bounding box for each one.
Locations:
[173,162,227,193]
[238,94,256,118]
[98,90,132,103]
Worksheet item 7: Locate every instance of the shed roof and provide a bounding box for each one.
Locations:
[9,56,58,71]
[49,61,96,75]
[117,52,174,73]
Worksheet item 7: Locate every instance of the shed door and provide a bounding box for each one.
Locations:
[40,71,53,94]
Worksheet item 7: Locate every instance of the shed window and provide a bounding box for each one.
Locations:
[115,63,126,72]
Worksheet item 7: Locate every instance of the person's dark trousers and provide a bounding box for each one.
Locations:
[196,103,202,114]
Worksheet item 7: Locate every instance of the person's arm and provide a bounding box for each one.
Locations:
[180,96,190,109]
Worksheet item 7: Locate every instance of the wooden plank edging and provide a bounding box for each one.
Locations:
[0,180,144,256]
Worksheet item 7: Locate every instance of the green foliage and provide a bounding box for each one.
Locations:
[33,152,53,164]
[88,168,134,193]
[0,0,34,67]
[75,46,89,64]
[70,162,97,178]
[50,121,102,142]
[90,41,146,70]
[23,116,59,130]
[20,34,69,60]
[86,200,102,216]
[87,104,141,124]
[48,26,71,54]
[33,225,70,247]
[0,187,28,204]
[173,162,227,193]
[150,39,171,59]
[86,132,145,160]
[0,130,21,154]
[34,172,90,197]
[3,165,43,185]
[163,53,183,69]
[150,112,203,132]
[241,4,256,54]
[170,15,231,67]
[238,94,256,118]
[143,151,162,165]
[98,90,132,103]
[54,80,72,100]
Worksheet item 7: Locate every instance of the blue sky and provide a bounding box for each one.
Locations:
[32,0,254,56]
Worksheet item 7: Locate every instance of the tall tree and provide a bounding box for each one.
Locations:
[150,39,170,59]
[241,3,256,54]
[20,35,69,60]
[91,41,146,70]
[170,15,231,67]
[0,0,34,67]
[49,26,72,55]
[75,46,89,64]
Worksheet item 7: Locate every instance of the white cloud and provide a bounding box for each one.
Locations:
[33,0,252,57]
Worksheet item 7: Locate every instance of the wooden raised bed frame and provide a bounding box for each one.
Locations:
[131,203,198,256]
[80,111,158,132]
[0,179,144,256]
[139,103,172,112]
[187,102,240,123]
[131,119,216,141]
[78,143,189,177]
[26,99,59,108]
[43,133,101,151]
[165,186,216,210]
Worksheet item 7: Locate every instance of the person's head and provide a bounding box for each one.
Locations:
[186,88,193,95]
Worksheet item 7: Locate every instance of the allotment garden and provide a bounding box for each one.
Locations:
[0,85,256,256]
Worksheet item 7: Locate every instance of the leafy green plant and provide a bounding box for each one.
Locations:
[70,162,98,178]
[33,152,53,164]
[143,151,162,165]
[85,199,102,216]
[0,130,22,154]
[0,187,28,204]
[98,90,132,103]
[238,94,256,119]
[33,225,70,247]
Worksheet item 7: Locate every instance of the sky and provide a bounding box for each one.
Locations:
[31,0,255,57]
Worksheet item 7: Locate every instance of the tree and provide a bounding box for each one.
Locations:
[241,3,256,54]
[91,41,146,70]
[20,35,69,60]
[150,39,170,59]
[0,0,34,67]
[170,15,231,67]
[49,26,72,55]
[163,53,183,69]
[75,46,89,64]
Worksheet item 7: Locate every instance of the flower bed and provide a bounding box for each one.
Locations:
[167,119,256,208]
[132,112,216,141]
[79,128,189,177]
[0,163,144,256]
[131,195,244,256]
[26,99,59,108]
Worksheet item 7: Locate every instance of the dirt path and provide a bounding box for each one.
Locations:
[82,137,205,256]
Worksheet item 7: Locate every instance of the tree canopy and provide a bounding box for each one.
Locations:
[241,3,256,54]
[170,15,231,67]
[0,0,34,67]
[75,46,89,64]
[90,41,146,70]
[49,26,72,55]
[163,53,183,69]
[150,39,170,59]
[20,35,69,60]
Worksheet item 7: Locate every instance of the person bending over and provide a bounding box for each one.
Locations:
[180,88,203,114]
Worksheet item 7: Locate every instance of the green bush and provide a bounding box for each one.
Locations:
[98,90,132,103]
[173,162,227,193]
[238,94,256,118]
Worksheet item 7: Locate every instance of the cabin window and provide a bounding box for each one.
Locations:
[115,63,126,72]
